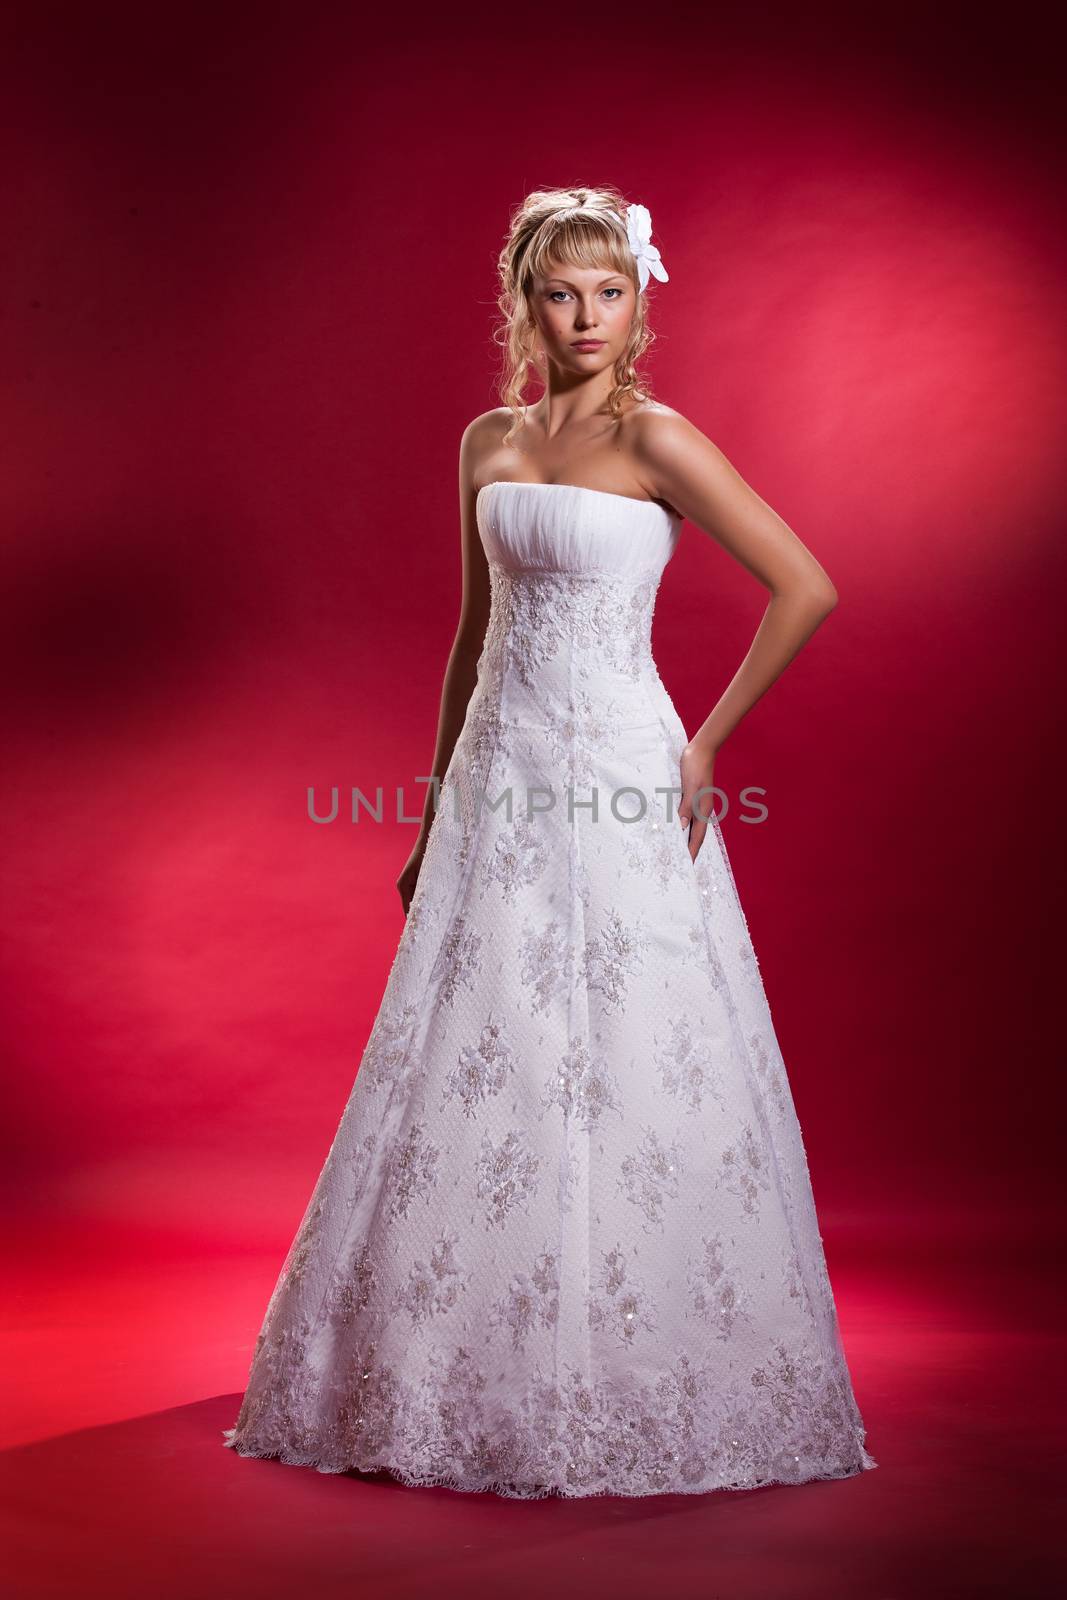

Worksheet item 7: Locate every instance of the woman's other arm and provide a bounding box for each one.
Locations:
[396,415,494,911]
[632,407,839,860]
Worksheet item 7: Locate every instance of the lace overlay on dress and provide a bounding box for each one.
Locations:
[223,481,877,1498]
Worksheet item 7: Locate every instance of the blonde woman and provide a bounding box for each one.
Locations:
[224,185,877,1499]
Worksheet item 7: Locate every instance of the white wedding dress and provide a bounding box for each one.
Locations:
[223,480,877,1497]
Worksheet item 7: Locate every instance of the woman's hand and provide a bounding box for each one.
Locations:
[396,835,429,915]
[678,737,718,862]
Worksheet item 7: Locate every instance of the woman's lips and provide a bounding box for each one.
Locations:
[572,341,605,350]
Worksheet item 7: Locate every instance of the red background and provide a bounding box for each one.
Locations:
[2,3,1063,1596]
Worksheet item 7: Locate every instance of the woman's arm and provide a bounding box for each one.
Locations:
[632,408,839,859]
[397,417,493,909]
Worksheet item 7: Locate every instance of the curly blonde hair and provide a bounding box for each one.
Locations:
[493,185,661,446]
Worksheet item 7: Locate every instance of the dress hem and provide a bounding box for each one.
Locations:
[222,1425,878,1501]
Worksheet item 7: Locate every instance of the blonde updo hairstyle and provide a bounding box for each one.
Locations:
[494,186,659,446]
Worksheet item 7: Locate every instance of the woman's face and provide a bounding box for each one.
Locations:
[530,256,636,374]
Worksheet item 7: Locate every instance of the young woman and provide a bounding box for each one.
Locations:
[223,185,877,1498]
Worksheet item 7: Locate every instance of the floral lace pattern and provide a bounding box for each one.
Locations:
[489,1249,561,1352]
[486,562,662,693]
[481,815,551,902]
[654,1014,727,1113]
[518,916,573,1015]
[687,1233,753,1337]
[443,1014,517,1117]
[618,1127,684,1230]
[542,1036,622,1130]
[224,483,876,1499]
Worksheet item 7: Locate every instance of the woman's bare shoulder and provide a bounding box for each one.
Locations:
[626,397,703,443]
[460,406,516,487]
[626,399,728,476]
[461,405,512,447]
[616,400,713,488]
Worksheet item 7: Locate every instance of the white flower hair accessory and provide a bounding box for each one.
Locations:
[613,202,669,292]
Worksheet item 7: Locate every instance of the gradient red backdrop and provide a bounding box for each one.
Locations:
[2,4,1063,1596]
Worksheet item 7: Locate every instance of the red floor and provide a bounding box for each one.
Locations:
[1,1213,1061,1600]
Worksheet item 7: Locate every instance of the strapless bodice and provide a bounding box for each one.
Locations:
[464,480,688,756]
[476,480,683,577]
